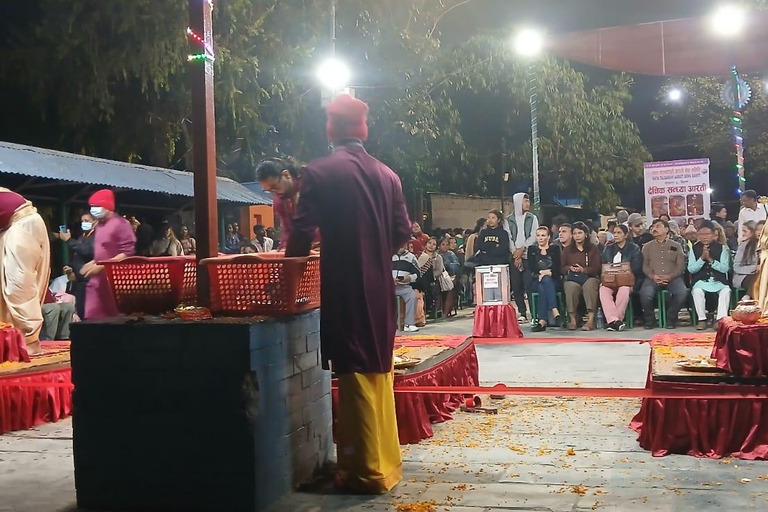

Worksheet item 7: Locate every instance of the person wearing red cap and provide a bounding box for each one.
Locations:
[286,93,411,494]
[0,188,50,354]
[80,189,136,319]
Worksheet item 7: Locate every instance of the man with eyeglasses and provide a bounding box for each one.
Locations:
[256,157,306,250]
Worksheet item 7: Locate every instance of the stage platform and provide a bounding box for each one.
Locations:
[0,341,72,435]
[633,330,768,460]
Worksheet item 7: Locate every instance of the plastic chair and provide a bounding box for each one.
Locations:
[658,289,695,327]
[731,287,746,308]
[530,291,566,324]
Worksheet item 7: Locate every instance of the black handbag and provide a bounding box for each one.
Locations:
[566,270,589,285]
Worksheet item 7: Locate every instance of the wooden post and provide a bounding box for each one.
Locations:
[189,0,218,305]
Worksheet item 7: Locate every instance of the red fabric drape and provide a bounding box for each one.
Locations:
[711,319,768,377]
[631,356,768,460]
[0,327,29,363]
[0,368,72,434]
[332,340,479,445]
[472,304,523,339]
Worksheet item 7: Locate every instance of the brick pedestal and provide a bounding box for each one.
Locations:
[70,311,331,512]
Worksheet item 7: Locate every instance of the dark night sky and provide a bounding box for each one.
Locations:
[0,0,747,207]
[437,0,740,205]
[439,0,721,35]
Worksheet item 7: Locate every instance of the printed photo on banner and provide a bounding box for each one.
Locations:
[643,158,710,228]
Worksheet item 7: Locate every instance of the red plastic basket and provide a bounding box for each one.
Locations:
[101,256,198,315]
[201,253,321,316]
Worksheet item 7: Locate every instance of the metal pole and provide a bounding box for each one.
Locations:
[500,137,506,214]
[528,62,541,218]
[331,0,336,57]
[732,66,745,196]
[189,0,218,305]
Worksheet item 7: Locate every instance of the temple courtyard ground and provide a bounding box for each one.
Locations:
[2,313,767,511]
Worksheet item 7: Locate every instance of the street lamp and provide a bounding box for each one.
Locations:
[668,88,683,102]
[710,4,746,37]
[317,57,351,93]
[513,28,544,58]
[513,27,545,218]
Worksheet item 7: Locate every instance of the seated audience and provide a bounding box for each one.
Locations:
[251,224,274,252]
[599,225,642,332]
[149,221,183,256]
[561,221,601,331]
[640,219,687,329]
[724,221,739,252]
[41,288,76,341]
[528,226,562,332]
[556,223,573,249]
[464,217,486,260]
[689,220,731,329]
[179,225,196,255]
[392,243,421,332]
[628,213,653,249]
[733,220,759,298]
[224,223,241,254]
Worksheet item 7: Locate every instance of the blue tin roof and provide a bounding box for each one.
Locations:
[0,141,270,205]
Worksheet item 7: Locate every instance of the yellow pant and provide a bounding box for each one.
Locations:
[336,369,402,493]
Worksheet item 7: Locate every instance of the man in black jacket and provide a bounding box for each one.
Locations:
[55,211,97,320]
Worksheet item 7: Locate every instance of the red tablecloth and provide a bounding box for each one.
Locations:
[631,355,768,460]
[711,318,768,377]
[472,304,523,339]
[332,339,479,445]
[0,326,29,364]
[0,368,73,434]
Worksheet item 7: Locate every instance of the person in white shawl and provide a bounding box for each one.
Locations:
[0,188,50,354]
[504,193,539,321]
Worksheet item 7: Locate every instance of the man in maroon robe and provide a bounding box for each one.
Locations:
[286,93,411,493]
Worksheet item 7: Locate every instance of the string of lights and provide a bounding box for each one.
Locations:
[187,1,215,64]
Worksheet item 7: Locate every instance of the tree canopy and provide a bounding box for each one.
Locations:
[0,0,650,213]
[656,76,768,197]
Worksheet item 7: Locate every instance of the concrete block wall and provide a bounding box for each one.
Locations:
[71,310,331,512]
[250,309,333,509]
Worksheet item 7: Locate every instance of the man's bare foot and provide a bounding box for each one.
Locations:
[25,341,42,356]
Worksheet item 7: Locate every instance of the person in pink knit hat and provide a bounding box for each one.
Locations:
[81,189,136,319]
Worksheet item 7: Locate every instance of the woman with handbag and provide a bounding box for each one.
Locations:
[599,224,642,331]
[528,226,562,332]
[438,236,460,316]
[418,237,453,317]
[561,221,602,330]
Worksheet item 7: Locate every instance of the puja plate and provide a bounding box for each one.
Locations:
[675,359,725,373]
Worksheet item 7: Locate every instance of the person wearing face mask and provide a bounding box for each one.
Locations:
[80,189,136,319]
[0,188,50,354]
[54,211,98,319]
